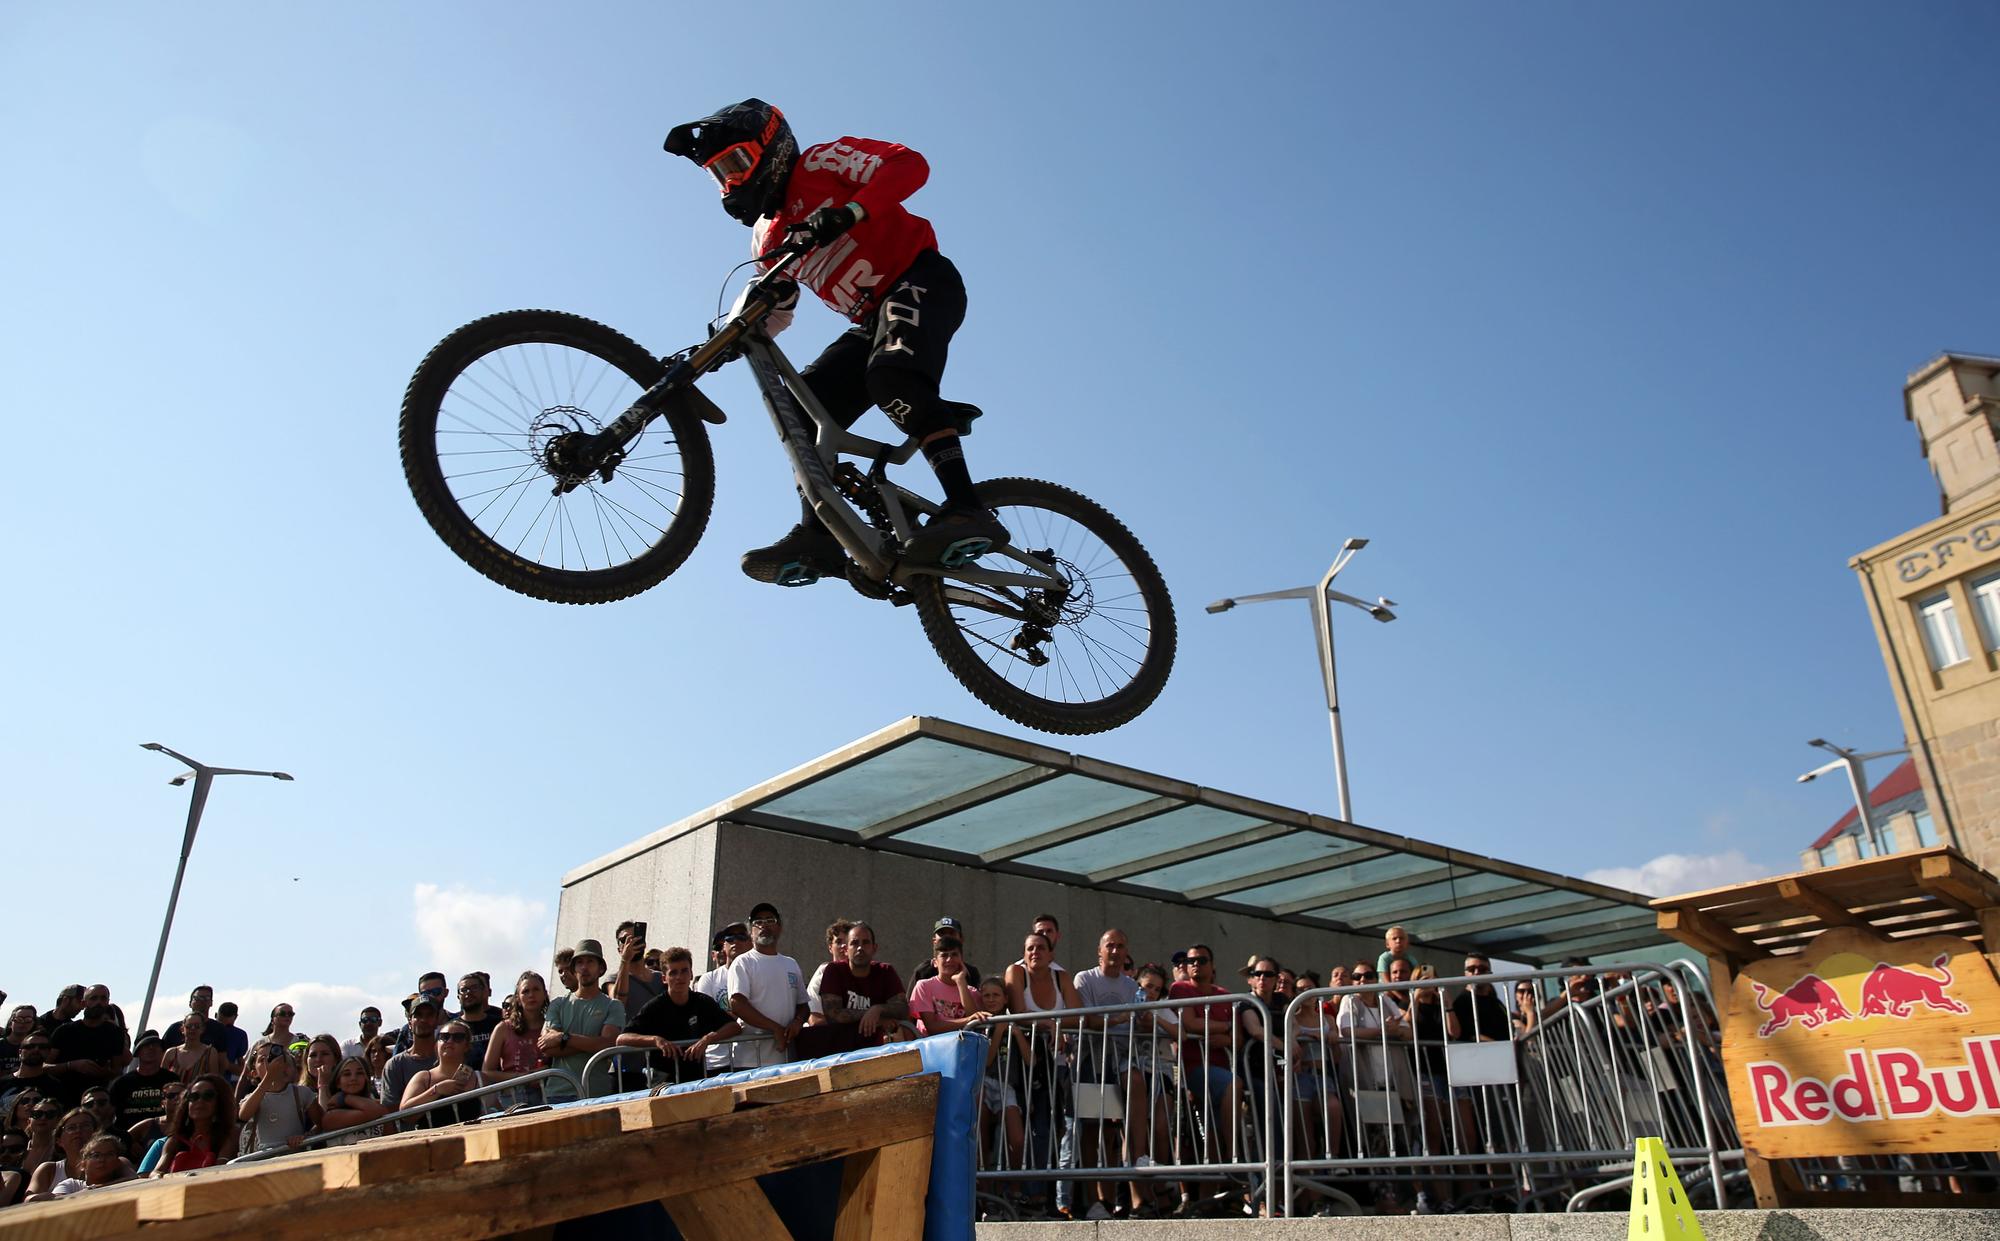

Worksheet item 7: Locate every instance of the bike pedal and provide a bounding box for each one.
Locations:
[776,562,821,587]
[940,537,993,569]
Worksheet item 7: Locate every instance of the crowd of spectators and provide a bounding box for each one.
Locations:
[0,916,1703,1219]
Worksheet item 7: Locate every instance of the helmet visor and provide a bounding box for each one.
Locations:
[704,141,761,192]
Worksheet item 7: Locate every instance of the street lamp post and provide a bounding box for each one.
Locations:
[136,743,293,1036]
[1208,538,1397,822]
[1796,738,1908,858]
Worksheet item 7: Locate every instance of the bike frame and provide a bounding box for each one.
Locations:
[602,243,1066,606]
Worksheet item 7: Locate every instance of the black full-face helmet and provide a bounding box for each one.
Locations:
[664,98,798,225]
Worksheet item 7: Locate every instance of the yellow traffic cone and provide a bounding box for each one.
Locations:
[1628,1137,1704,1240]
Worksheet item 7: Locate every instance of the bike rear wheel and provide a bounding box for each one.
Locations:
[911,477,1175,735]
[398,309,715,604]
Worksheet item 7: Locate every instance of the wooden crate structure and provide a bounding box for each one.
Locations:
[1651,846,2000,1208]
[0,1048,936,1241]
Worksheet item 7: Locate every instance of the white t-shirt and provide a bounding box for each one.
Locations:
[1335,993,1406,1089]
[806,962,830,1016]
[696,968,736,1072]
[727,951,805,1069]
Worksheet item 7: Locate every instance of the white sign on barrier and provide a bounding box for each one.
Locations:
[1445,1039,1519,1087]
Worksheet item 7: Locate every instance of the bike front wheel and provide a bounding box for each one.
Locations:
[398,309,716,604]
[911,478,1176,735]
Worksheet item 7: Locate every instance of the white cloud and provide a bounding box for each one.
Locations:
[411,883,554,998]
[1584,849,1770,898]
[157,884,555,1043]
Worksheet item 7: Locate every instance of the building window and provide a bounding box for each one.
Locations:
[1972,573,2000,651]
[1915,591,1970,669]
[1915,810,1940,847]
[1817,844,1839,867]
[1852,829,1876,859]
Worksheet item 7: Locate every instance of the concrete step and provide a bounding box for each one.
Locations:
[979,1209,2000,1239]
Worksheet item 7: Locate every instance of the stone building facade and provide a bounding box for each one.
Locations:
[1850,352,2000,877]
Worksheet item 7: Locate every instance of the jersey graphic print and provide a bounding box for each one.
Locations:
[755,136,938,321]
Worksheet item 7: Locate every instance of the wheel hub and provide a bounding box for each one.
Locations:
[533,406,618,493]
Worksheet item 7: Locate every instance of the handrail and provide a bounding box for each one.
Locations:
[228,1065,582,1163]
[577,1029,776,1098]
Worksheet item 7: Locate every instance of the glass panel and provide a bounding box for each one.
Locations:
[1407,889,1596,935]
[1227,851,1454,908]
[1012,803,1262,873]
[1972,573,2000,651]
[1302,871,1525,925]
[1916,592,1970,669]
[1915,811,1939,847]
[1854,830,1875,859]
[1122,833,1364,893]
[1469,906,1650,945]
[897,773,1160,854]
[1817,845,1839,867]
[753,737,1038,831]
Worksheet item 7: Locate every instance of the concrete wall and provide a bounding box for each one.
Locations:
[695,821,1445,983]
[554,822,721,963]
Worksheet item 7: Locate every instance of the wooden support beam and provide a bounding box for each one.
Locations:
[302,1134,465,1189]
[1775,877,1871,930]
[128,1074,939,1241]
[77,1160,324,1223]
[833,1135,933,1241]
[1655,908,1764,965]
[0,1193,137,1240]
[1915,852,1997,914]
[662,1179,794,1241]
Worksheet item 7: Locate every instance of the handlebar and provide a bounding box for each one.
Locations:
[683,239,813,376]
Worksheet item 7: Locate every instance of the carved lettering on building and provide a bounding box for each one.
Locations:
[1895,521,2000,583]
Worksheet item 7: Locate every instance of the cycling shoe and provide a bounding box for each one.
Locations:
[904,502,1009,569]
[741,522,846,586]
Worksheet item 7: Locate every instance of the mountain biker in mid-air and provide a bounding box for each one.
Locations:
[664,98,1007,586]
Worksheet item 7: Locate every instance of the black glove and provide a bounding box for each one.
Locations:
[790,203,863,247]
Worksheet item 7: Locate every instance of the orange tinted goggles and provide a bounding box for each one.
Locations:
[702,108,783,194]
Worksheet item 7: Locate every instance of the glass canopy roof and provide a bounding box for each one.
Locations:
[572,718,1670,964]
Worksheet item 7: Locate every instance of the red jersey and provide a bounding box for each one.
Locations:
[752,136,938,321]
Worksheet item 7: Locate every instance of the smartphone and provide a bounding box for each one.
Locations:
[633,921,647,941]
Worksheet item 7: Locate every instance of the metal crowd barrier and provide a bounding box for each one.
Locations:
[1280,962,1730,1215]
[970,994,1277,1216]
[229,1065,582,1162]
[578,1029,777,1098]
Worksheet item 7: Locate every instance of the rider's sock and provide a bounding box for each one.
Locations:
[922,434,980,509]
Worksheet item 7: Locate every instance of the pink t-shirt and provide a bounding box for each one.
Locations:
[908,975,974,1035]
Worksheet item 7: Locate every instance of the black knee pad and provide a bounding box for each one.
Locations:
[866,367,949,438]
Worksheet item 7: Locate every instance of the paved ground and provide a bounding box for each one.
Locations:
[978,1210,2000,1239]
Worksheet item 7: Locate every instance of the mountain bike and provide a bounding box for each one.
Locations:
[397,240,1175,735]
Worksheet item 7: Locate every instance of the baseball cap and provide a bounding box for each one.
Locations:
[409,995,441,1015]
[933,916,964,935]
[711,921,750,950]
[748,902,781,922]
[133,1030,163,1051]
[1171,950,1189,966]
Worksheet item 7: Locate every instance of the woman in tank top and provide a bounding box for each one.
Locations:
[400,1020,489,1127]
[483,971,551,1108]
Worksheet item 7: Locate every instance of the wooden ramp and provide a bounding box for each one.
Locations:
[1,1049,935,1241]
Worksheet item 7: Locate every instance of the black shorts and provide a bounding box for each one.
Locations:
[799,249,967,428]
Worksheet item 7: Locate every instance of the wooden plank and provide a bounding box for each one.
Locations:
[0,1193,138,1240]
[833,1134,932,1241]
[111,1161,323,1221]
[128,1073,939,1241]
[301,1133,466,1188]
[617,1085,734,1131]
[733,1049,924,1107]
[661,1178,794,1241]
[460,1101,621,1162]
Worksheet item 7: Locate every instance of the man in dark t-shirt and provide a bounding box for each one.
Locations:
[110,1034,176,1133]
[51,1002,128,1091]
[809,922,907,1056]
[617,948,739,1085]
[1450,954,1513,1043]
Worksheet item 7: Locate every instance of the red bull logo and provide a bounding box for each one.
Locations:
[1748,1038,2000,1124]
[1751,974,1852,1038]
[1858,954,1971,1019]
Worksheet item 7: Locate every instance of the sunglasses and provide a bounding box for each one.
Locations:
[32,1107,60,1118]
[1354,972,1378,981]
[187,1090,218,1101]
[360,1016,381,1023]
[438,1032,470,1043]
[1185,957,1211,966]
[1248,970,1278,979]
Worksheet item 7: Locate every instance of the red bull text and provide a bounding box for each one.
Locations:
[1747,1038,2000,1124]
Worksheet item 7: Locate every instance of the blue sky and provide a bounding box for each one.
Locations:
[3,4,1995,1036]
